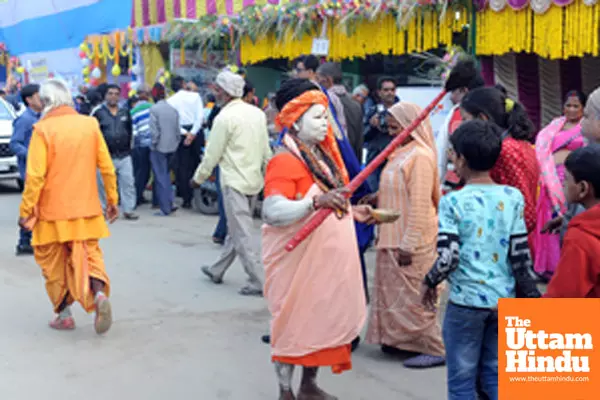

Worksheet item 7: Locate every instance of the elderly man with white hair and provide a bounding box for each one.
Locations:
[192,70,272,296]
[18,79,118,334]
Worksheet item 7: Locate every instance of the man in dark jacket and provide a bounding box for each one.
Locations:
[92,84,138,220]
[363,77,399,191]
[10,84,42,255]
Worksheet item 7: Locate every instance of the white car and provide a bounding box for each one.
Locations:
[0,98,22,191]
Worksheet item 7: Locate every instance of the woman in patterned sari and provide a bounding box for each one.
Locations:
[365,102,445,369]
[534,91,587,280]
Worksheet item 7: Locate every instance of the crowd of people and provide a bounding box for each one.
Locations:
[10,55,600,400]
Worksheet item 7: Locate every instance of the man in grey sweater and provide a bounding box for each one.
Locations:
[149,83,181,216]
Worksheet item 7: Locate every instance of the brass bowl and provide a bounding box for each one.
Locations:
[370,208,401,223]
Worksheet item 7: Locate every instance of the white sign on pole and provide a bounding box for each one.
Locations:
[28,58,49,83]
[311,39,330,56]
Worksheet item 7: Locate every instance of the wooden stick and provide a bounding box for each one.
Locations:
[285,89,448,252]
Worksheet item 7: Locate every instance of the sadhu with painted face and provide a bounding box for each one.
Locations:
[261,78,378,400]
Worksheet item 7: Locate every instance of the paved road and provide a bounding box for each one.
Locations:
[0,182,446,400]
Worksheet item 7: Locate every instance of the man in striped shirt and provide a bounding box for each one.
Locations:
[130,85,153,206]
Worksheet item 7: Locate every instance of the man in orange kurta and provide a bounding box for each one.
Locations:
[18,81,119,335]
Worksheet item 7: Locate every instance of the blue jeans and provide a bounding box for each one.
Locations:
[18,227,32,247]
[131,146,151,205]
[212,166,228,240]
[18,174,31,247]
[443,302,498,400]
[150,150,174,215]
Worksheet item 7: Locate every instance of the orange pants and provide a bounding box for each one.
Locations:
[34,240,110,313]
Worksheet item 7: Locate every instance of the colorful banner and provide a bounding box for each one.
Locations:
[131,0,299,27]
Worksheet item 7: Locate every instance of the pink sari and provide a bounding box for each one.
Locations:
[262,135,366,361]
[534,117,584,275]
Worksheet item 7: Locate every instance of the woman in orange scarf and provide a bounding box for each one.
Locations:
[262,79,373,400]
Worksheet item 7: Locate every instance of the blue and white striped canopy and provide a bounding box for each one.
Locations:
[0,0,132,80]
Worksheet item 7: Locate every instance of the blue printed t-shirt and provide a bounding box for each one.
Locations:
[439,184,527,308]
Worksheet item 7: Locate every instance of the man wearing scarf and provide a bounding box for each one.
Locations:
[193,71,272,296]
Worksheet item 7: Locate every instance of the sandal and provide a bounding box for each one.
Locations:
[94,294,113,335]
[403,354,446,369]
[49,316,75,330]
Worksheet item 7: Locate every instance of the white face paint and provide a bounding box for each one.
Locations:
[296,104,328,144]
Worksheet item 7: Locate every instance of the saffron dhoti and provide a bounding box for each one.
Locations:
[35,240,110,313]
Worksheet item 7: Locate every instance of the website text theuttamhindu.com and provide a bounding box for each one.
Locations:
[508,376,590,383]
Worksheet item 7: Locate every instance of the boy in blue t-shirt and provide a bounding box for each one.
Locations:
[421,120,540,400]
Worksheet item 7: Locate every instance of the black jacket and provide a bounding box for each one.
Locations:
[93,104,132,158]
[206,105,221,131]
[363,99,399,154]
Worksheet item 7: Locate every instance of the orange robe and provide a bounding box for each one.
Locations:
[19,106,118,313]
[263,151,365,374]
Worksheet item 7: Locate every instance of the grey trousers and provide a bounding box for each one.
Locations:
[98,155,137,214]
[207,185,263,290]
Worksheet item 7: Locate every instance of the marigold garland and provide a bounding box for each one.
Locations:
[240,10,466,64]
[478,0,599,59]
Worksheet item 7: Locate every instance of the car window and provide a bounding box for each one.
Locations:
[0,101,14,120]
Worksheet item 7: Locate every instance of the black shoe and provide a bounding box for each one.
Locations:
[123,213,140,221]
[182,202,192,209]
[261,334,270,344]
[380,344,420,357]
[351,336,361,352]
[16,244,34,256]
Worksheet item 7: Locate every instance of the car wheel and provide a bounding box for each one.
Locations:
[193,187,219,215]
[16,179,24,192]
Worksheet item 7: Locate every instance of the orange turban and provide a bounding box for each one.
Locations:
[275,90,349,184]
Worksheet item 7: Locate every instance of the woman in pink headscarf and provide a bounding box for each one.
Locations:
[534,91,587,280]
